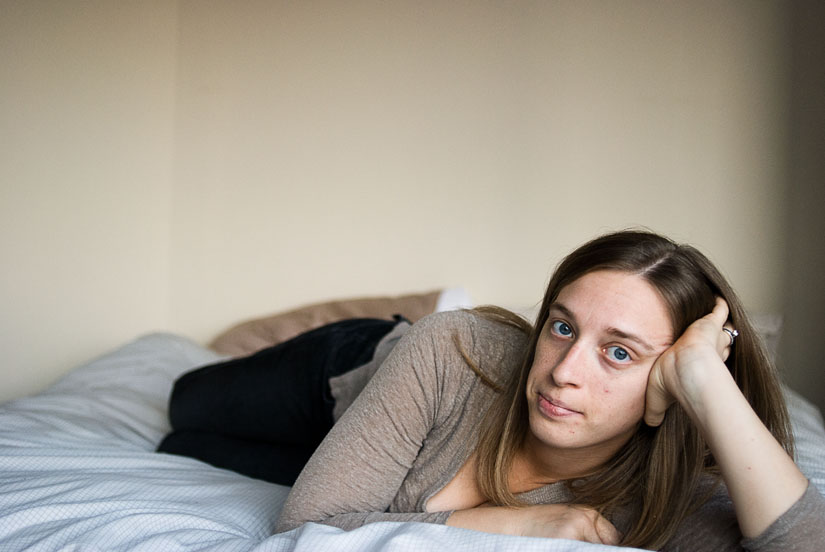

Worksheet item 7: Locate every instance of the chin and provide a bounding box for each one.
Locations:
[527,412,587,449]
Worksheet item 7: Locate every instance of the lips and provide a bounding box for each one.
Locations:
[537,393,582,418]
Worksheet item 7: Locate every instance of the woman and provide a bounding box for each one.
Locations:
[277,230,825,550]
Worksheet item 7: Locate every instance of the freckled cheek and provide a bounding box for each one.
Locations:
[626,383,650,418]
[603,381,648,419]
[527,352,557,383]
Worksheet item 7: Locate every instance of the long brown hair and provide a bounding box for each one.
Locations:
[471,230,793,549]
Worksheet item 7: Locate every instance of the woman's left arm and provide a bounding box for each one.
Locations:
[644,297,809,539]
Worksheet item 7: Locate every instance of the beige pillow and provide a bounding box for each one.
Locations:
[210,290,442,357]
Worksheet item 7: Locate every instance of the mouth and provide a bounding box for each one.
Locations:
[537,393,582,418]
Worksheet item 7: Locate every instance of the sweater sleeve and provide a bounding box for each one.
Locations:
[275,312,468,532]
[742,481,825,551]
[664,479,825,551]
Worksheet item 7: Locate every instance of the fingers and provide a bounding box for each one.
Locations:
[593,512,622,545]
[720,325,737,361]
[709,296,730,325]
[644,403,667,427]
[710,298,735,362]
[571,506,621,545]
[644,366,670,427]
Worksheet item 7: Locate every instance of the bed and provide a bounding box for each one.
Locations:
[1,290,824,552]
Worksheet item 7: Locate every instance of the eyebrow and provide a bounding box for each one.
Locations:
[548,302,658,354]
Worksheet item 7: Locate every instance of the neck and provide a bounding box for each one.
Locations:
[509,433,616,493]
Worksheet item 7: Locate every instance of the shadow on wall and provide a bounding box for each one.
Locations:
[779,0,825,416]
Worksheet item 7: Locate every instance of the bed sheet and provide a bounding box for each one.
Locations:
[1,333,823,552]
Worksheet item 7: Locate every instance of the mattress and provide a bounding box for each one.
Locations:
[1,332,823,551]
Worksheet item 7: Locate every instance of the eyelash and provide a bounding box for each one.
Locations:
[548,319,634,364]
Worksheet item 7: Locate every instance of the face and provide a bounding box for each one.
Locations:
[525,270,674,466]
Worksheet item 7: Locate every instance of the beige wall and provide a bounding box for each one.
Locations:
[1,1,177,401]
[1,1,795,404]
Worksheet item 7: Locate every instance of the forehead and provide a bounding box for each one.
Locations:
[554,270,674,344]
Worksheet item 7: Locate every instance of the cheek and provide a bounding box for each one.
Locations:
[602,373,649,418]
[528,344,559,379]
[525,361,545,396]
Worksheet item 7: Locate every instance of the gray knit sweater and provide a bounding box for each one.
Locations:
[277,310,825,551]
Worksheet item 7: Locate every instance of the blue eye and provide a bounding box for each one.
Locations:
[551,320,573,337]
[606,346,631,363]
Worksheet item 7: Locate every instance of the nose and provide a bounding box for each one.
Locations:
[551,341,587,388]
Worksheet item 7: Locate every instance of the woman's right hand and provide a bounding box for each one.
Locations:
[446,503,621,545]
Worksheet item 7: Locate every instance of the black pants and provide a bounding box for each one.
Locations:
[157,317,403,486]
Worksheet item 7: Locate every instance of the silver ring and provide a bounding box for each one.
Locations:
[723,327,739,346]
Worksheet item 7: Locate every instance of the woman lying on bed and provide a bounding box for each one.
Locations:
[275,230,825,550]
